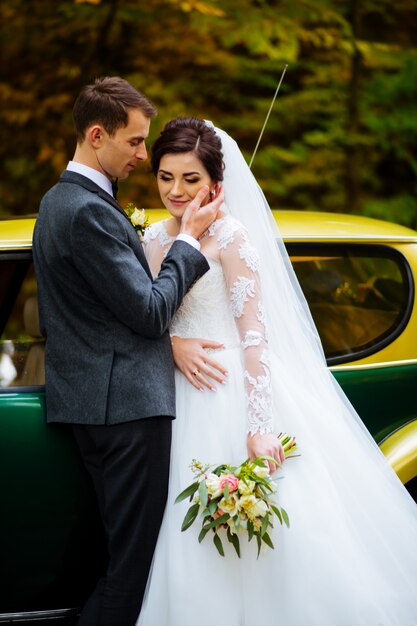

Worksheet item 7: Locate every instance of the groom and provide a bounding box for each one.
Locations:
[32,76,223,626]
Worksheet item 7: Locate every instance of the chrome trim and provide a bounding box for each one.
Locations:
[330,358,417,372]
[0,608,77,622]
[0,244,32,251]
[2,236,417,252]
[1,238,416,252]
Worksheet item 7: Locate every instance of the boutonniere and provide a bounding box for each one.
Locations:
[125,203,149,241]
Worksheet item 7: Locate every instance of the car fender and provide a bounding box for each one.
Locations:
[379,419,417,484]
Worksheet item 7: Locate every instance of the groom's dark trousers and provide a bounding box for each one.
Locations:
[73,417,172,626]
[33,171,209,626]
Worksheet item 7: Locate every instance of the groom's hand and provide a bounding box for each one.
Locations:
[247,433,285,475]
[171,336,228,391]
[180,185,224,240]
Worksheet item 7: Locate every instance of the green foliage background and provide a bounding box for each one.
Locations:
[1,0,417,226]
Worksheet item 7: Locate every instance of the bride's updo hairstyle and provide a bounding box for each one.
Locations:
[151,117,224,182]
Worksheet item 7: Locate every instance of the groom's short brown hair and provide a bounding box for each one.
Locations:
[73,76,156,142]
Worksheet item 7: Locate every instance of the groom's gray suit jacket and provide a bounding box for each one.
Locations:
[33,171,209,425]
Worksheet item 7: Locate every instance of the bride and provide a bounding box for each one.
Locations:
[137,117,417,625]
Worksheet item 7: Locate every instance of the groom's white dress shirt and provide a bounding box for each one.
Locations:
[66,161,200,251]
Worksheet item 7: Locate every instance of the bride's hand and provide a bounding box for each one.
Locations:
[247,432,285,474]
[170,336,228,391]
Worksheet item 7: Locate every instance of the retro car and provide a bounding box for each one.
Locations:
[1,210,417,623]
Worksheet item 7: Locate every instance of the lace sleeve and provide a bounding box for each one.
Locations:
[143,221,175,277]
[218,218,273,435]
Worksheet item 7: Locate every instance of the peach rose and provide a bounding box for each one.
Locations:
[219,474,239,493]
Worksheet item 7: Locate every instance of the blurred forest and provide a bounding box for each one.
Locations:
[1,0,417,226]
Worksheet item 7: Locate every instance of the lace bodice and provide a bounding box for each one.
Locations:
[169,259,240,347]
[144,216,273,435]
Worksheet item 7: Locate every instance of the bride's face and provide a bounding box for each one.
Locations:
[157,151,214,219]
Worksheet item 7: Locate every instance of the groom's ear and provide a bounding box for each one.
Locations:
[88,125,105,148]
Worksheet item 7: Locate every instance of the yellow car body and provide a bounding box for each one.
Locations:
[1,209,416,619]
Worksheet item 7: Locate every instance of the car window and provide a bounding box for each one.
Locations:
[287,244,413,365]
[0,243,412,385]
[0,254,44,388]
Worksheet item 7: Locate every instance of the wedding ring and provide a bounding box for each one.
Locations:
[192,369,200,376]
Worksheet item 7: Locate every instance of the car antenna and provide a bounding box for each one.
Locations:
[249,64,288,169]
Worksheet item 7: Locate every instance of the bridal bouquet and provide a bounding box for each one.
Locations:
[175,433,297,558]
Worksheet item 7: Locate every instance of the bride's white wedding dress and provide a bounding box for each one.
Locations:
[137,215,417,626]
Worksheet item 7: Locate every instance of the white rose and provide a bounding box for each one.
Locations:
[253,465,269,479]
[238,479,255,495]
[238,495,268,520]
[238,495,257,516]
[130,208,146,227]
[250,498,268,519]
[204,473,222,498]
[218,493,239,517]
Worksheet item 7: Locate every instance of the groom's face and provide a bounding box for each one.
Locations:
[94,108,150,181]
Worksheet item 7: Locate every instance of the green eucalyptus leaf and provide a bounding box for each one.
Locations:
[181,503,200,531]
[208,499,218,515]
[248,520,254,542]
[175,481,199,504]
[261,513,270,537]
[257,484,269,497]
[256,532,262,559]
[203,513,230,530]
[200,507,209,517]
[252,458,268,467]
[281,507,290,528]
[199,479,208,508]
[198,526,210,544]
[227,527,241,558]
[262,531,274,550]
[271,505,283,524]
[213,532,225,557]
